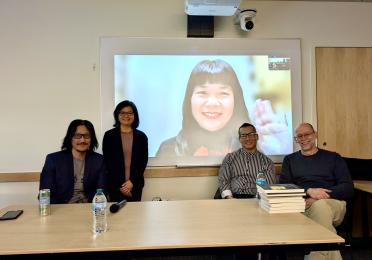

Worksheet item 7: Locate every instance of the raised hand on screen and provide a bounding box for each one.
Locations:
[252,99,292,154]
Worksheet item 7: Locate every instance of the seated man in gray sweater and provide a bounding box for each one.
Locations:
[280,122,354,260]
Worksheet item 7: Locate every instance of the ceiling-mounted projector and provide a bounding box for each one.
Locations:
[185,0,241,16]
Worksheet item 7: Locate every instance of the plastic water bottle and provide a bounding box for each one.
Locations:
[92,189,107,234]
[256,172,267,199]
[256,171,268,187]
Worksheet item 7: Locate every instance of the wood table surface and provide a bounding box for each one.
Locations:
[0,199,344,255]
[354,180,372,194]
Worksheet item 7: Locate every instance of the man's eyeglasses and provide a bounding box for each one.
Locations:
[119,112,134,117]
[239,133,258,139]
[73,134,91,140]
[294,132,314,141]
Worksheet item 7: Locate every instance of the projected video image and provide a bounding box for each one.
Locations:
[114,55,293,166]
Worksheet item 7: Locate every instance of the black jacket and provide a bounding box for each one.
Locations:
[102,127,148,202]
[39,150,107,204]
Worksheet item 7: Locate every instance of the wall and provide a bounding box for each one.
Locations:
[1,0,372,208]
[0,177,218,207]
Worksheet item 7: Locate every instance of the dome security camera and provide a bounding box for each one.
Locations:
[235,9,257,32]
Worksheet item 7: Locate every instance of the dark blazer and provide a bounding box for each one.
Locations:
[102,127,148,202]
[39,150,107,204]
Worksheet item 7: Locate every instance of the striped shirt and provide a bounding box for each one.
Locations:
[218,148,276,198]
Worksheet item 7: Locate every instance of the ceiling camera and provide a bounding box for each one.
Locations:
[235,9,257,32]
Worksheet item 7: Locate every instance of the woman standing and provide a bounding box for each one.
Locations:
[103,100,148,202]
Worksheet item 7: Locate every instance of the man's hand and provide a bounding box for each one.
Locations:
[305,198,317,208]
[306,188,331,200]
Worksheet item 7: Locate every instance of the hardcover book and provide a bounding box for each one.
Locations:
[259,206,305,214]
[259,200,305,214]
[257,184,305,194]
[260,196,305,204]
[258,192,306,198]
[257,184,306,214]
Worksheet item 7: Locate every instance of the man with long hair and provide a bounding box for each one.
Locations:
[39,119,107,203]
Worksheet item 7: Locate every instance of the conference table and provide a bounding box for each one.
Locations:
[0,199,344,258]
[354,180,372,244]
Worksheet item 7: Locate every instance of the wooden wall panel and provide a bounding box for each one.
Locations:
[316,47,372,159]
[0,164,283,182]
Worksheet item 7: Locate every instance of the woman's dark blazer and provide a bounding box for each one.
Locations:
[102,127,148,202]
[39,150,107,204]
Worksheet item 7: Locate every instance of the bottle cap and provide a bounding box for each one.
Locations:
[96,188,103,192]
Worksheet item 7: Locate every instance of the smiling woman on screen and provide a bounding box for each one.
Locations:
[156,59,291,161]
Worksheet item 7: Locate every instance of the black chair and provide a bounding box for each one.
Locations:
[214,187,222,199]
[337,157,372,246]
[335,198,354,246]
[342,157,372,247]
[342,157,372,181]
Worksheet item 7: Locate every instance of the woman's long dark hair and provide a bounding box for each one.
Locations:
[175,59,250,155]
[61,119,98,152]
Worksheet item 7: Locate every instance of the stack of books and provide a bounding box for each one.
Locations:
[256,184,306,214]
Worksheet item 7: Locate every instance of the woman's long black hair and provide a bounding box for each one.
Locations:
[174,59,250,155]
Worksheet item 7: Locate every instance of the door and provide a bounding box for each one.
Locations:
[316,47,372,159]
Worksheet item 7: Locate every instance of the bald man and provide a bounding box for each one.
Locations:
[280,123,353,260]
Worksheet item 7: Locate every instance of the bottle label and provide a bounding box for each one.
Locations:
[39,197,50,205]
[39,189,51,216]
